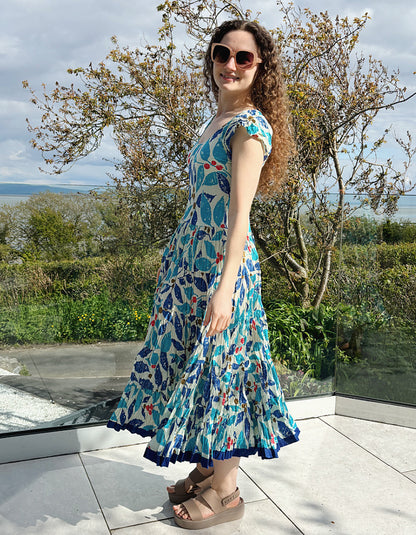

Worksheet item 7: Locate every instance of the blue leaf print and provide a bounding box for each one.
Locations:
[195,257,212,271]
[204,171,217,185]
[200,435,210,456]
[155,367,162,386]
[140,346,151,358]
[184,286,193,299]
[160,351,168,370]
[204,241,217,259]
[161,332,172,353]
[218,173,230,194]
[174,284,183,304]
[200,194,212,225]
[200,140,211,160]
[191,210,198,226]
[212,140,225,161]
[196,164,205,190]
[172,338,183,354]
[194,276,207,292]
[177,302,191,315]
[134,361,149,374]
[163,293,173,310]
[245,417,251,440]
[213,197,225,226]
[138,378,154,391]
[174,315,183,340]
[158,323,166,336]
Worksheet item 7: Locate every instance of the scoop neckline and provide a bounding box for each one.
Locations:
[196,108,259,146]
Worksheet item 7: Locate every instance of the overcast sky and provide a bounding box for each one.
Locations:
[1,0,415,189]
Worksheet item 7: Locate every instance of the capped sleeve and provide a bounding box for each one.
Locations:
[223,109,273,163]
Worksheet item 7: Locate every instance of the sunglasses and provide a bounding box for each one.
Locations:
[211,43,262,70]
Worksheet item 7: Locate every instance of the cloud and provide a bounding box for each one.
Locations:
[1,0,415,187]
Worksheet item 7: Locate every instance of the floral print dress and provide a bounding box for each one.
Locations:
[107,109,300,468]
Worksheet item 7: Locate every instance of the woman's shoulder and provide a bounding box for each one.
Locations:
[223,108,273,160]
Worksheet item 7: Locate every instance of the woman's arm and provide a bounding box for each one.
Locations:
[204,126,264,336]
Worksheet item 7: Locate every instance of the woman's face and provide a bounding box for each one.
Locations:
[212,30,260,103]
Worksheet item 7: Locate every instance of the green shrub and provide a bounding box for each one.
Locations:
[265,302,339,380]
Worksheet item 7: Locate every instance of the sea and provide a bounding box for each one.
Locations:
[1,190,416,221]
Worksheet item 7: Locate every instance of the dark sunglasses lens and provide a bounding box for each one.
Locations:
[212,45,230,64]
[236,50,254,67]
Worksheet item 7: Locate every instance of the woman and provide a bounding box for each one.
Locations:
[107,19,300,529]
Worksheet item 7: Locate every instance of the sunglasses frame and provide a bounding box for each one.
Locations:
[211,43,262,70]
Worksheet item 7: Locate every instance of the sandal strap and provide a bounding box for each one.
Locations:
[221,487,240,507]
[181,494,205,521]
[201,487,240,512]
[182,486,240,520]
[173,477,187,493]
[188,467,210,485]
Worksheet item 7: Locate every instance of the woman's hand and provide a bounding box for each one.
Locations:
[203,287,233,336]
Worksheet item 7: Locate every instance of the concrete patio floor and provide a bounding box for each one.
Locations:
[0,414,415,534]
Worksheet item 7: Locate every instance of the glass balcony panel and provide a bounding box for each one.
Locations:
[335,193,416,406]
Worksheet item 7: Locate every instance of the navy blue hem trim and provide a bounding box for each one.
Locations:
[143,427,300,468]
[106,420,156,439]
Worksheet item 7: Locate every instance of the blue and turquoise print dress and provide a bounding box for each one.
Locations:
[107,109,300,467]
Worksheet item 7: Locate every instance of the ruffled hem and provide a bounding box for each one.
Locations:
[106,419,300,469]
[143,427,301,468]
[106,419,156,438]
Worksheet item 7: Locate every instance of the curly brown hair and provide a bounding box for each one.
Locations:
[203,20,294,197]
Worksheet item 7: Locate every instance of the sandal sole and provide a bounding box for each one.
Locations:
[174,498,245,530]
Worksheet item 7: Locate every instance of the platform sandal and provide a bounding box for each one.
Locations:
[168,467,214,504]
[173,487,245,530]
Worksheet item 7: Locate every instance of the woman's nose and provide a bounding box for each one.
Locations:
[224,55,237,70]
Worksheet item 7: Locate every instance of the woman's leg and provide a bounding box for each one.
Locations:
[173,456,240,519]
[166,463,214,494]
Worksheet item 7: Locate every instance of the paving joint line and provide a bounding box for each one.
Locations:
[239,465,305,534]
[318,416,412,478]
[78,452,112,534]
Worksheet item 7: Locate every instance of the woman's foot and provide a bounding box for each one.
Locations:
[173,487,244,529]
[166,465,214,503]
[173,486,239,520]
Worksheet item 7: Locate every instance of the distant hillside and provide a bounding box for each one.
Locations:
[0,183,94,195]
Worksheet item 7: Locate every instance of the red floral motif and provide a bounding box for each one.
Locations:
[222,393,226,406]
[204,163,210,169]
[145,403,153,415]
[216,252,223,264]
[227,436,233,450]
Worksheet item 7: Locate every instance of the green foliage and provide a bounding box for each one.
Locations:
[336,324,416,405]
[265,301,338,379]
[0,292,153,345]
[376,242,416,268]
[0,253,160,307]
[381,219,416,243]
[341,215,379,245]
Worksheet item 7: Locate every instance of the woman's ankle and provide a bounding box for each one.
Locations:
[197,464,214,476]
